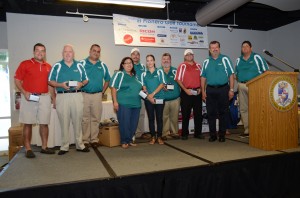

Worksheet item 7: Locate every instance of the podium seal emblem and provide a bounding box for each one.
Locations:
[269,76,297,111]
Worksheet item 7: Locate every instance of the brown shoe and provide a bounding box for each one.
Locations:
[40,147,55,154]
[161,136,168,141]
[25,150,36,158]
[121,144,129,149]
[149,137,156,145]
[157,137,164,145]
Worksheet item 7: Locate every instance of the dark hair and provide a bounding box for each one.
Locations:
[90,44,101,50]
[209,40,220,48]
[33,43,46,51]
[146,54,156,68]
[119,57,136,76]
[162,53,171,59]
[241,41,252,48]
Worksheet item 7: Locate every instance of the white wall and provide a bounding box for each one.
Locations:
[266,20,300,72]
[0,22,8,49]
[208,27,267,62]
[7,13,297,126]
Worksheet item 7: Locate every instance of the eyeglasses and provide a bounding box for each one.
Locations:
[124,62,133,65]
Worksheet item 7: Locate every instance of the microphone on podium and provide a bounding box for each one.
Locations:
[263,49,273,57]
[262,49,299,72]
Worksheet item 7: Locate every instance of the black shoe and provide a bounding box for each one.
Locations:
[194,134,205,139]
[58,150,68,155]
[219,137,226,142]
[40,147,55,154]
[209,136,217,142]
[76,147,90,152]
[181,136,188,140]
[25,150,36,158]
[91,142,100,148]
[84,143,91,148]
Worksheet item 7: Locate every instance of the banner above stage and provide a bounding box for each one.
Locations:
[113,14,208,48]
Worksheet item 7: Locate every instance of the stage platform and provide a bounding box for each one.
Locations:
[1,132,300,198]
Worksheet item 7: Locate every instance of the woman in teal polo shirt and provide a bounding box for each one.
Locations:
[110,57,142,149]
[141,54,166,145]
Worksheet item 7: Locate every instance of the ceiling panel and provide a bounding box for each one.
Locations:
[0,0,299,31]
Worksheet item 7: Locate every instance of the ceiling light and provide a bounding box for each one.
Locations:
[71,0,166,8]
[83,14,89,22]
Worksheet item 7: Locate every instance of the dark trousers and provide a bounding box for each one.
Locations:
[180,91,203,137]
[144,100,165,138]
[206,85,229,137]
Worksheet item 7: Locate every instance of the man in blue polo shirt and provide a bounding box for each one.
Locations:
[201,41,235,142]
[235,41,269,138]
[49,44,89,155]
[81,44,111,148]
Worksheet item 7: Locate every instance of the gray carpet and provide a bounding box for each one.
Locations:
[99,143,208,176]
[166,136,279,163]
[0,132,299,192]
[0,148,110,192]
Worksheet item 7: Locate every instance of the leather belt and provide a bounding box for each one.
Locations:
[207,83,228,88]
[82,91,102,94]
[240,81,248,83]
[32,93,48,96]
[57,90,82,94]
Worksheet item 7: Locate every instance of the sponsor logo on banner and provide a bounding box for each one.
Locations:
[269,76,297,111]
[123,34,133,44]
[113,14,208,48]
[140,37,156,43]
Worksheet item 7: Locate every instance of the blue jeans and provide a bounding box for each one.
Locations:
[117,105,140,144]
[144,100,164,138]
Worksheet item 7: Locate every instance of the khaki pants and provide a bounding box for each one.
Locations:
[19,94,51,124]
[162,97,180,137]
[56,92,85,151]
[82,92,102,144]
[238,83,249,134]
[136,100,146,133]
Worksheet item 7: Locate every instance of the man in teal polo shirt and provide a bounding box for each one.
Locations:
[131,48,147,138]
[80,44,111,148]
[159,53,181,140]
[48,44,90,155]
[235,41,269,138]
[201,41,235,142]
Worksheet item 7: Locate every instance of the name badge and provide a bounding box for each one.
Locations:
[68,81,78,87]
[139,90,147,99]
[167,84,174,90]
[155,99,164,104]
[190,90,198,95]
[29,94,40,102]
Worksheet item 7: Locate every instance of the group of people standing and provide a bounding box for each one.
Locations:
[15,39,269,157]
[15,43,111,157]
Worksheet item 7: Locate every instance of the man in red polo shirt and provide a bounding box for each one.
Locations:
[14,43,55,158]
[175,49,203,140]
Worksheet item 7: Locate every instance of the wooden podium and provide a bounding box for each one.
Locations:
[246,71,298,150]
